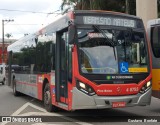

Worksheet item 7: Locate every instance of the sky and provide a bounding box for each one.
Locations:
[0,0,62,39]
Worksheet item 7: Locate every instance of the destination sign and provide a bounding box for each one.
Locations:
[83,16,136,28]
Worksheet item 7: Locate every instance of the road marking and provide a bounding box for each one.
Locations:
[0,102,93,125]
[11,102,47,116]
[32,123,93,125]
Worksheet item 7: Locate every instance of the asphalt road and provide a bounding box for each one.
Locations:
[0,83,160,125]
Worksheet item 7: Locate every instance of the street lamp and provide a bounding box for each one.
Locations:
[2,19,14,64]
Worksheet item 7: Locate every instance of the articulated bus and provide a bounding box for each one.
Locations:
[147,19,160,99]
[7,10,152,112]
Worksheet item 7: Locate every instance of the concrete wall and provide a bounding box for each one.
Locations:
[136,0,157,28]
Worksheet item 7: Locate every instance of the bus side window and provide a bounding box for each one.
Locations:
[151,26,160,57]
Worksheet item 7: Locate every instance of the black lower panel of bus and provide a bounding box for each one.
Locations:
[82,73,149,84]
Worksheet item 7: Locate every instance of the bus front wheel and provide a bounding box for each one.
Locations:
[44,83,58,112]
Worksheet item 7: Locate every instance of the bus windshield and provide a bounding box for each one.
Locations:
[78,28,149,74]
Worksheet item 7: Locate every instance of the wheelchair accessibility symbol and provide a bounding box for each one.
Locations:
[119,62,129,73]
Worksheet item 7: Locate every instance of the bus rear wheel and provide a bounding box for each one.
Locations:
[44,83,58,112]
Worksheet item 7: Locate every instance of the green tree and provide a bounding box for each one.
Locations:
[5,33,12,39]
[61,0,113,10]
[126,0,136,15]
[61,0,136,15]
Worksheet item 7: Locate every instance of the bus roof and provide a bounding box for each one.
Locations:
[8,10,143,52]
[36,10,142,36]
[7,34,36,52]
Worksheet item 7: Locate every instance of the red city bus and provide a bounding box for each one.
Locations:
[7,10,152,112]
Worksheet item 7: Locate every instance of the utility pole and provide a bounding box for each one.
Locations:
[2,20,4,64]
[1,19,14,64]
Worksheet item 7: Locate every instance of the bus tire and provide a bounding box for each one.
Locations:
[13,79,20,96]
[44,83,58,112]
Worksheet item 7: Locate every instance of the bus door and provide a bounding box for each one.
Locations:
[55,30,69,104]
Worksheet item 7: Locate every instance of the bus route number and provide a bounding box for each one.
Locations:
[126,87,138,92]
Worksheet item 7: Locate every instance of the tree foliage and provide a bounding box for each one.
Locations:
[61,0,136,15]
[5,33,12,39]
[12,41,55,73]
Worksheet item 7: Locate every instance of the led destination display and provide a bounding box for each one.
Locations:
[83,16,136,28]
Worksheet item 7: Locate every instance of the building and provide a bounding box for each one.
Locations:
[0,39,17,64]
[136,0,157,27]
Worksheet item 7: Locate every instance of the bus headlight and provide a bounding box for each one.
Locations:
[140,81,152,94]
[147,81,151,87]
[79,82,86,89]
[77,81,96,96]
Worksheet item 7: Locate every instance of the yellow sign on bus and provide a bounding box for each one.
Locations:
[128,68,148,73]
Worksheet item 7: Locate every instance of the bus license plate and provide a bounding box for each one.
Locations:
[112,102,126,108]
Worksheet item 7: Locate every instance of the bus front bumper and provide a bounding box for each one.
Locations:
[72,87,151,110]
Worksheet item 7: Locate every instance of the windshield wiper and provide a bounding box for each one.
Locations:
[92,25,117,60]
[92,25,115,47]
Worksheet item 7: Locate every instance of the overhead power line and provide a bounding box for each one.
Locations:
[5,23,42,26]
[0,8,61,14]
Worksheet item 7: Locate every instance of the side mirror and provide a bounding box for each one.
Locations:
[0,70,2,74]
[68,25,78,44]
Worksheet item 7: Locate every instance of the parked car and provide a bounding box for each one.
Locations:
[0,63,6,85]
